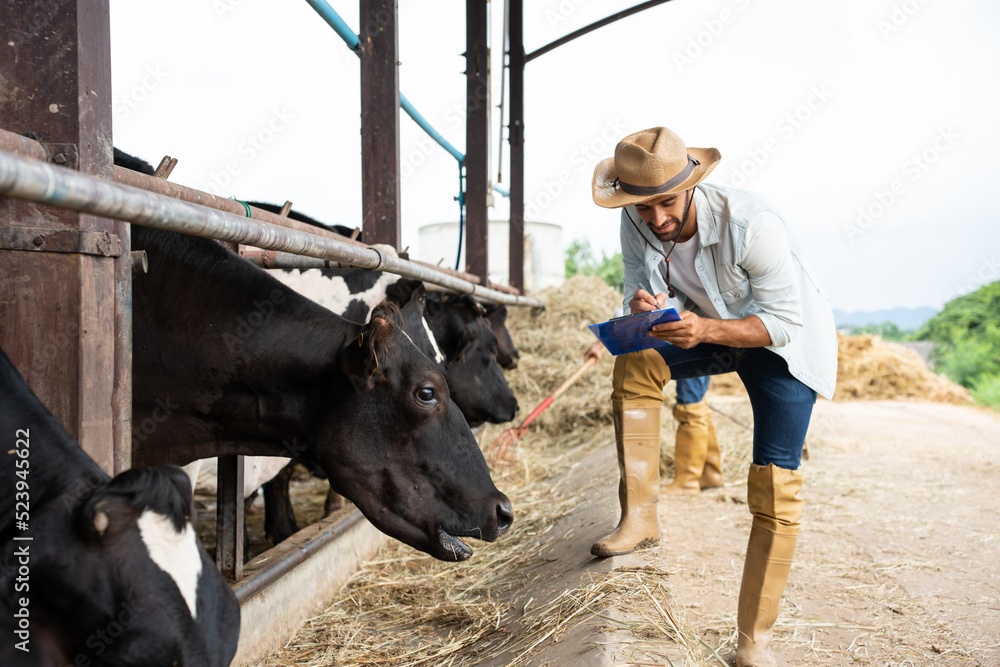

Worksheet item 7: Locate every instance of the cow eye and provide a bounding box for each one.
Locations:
[415,386,436,405]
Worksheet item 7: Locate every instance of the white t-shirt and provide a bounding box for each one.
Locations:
[659,230,722,320]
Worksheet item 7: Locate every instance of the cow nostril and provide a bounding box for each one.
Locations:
[496,497,514,535]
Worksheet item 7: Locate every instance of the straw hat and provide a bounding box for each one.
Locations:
[592,127,721,208]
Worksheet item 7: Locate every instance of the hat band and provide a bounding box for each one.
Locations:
[618,155,699,197]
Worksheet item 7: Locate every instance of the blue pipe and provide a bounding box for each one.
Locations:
[303,1,466,165]
[303,0,360,50]
[400,94,465,163]
[492,184,510,198]
[456,162,465,271]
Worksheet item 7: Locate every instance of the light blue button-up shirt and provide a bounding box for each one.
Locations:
[619,183,838,399]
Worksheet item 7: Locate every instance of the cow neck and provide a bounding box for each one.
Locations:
[132,227,362,462]
[0,354,109,542]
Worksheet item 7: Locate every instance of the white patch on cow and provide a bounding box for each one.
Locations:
[273,269,354,312]
[138,510,202,619]
[274,270,401,323]
[191,456,290,498]
[422,317,446,364]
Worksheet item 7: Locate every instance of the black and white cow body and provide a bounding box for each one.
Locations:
[0,348,240,667]
[123,168,512,561]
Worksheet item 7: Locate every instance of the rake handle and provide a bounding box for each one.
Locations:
[513,356,599,431]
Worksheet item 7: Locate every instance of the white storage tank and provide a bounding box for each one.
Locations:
[416,220,564,292]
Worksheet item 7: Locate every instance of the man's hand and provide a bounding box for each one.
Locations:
[584,341,605,362]
[650,310,707,349]
[629,288,667,313]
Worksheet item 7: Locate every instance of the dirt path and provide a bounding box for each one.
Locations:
[466,398,1000,666]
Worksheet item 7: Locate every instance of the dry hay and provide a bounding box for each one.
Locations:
[708,334,971,405]
[834,333,971,403]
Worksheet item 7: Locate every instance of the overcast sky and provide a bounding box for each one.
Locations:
[110,0,1000,313]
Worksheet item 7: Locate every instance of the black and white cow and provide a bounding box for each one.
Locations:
[115,149,513,562]
[0,347,240,667]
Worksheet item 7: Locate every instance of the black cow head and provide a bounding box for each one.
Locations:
[425,294,519,427]
[319,303,513,561]
[484,303,520,369]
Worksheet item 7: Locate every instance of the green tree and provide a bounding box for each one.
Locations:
[917,280,1000,408]
[565,239,624,292]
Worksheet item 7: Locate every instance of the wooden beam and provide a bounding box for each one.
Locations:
[508,0,525,291]
[465,0,489,283]
[0,0,124,474]
[359,0,401,249]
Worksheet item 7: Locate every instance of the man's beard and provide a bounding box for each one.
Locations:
[649,217,682,242]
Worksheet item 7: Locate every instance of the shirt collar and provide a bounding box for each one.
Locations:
[693,185,719,248]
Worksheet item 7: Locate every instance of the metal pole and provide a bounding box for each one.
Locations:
[359,0,401,248]
[526,0,675,62]
[508,0,525,291]
[0,149,545,309]
[465,0,490,284]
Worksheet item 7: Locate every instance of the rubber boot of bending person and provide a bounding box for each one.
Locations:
[591,403,662,557]
[700,413,725,489]
[736,463,804,667]
[664,400,713,495]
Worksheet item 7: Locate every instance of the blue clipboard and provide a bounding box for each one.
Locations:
[588,308,680,356]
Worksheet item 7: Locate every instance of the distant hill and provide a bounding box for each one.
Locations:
[833,306,939,331]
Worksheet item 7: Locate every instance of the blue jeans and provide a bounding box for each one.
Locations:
[675,376,709,405]
[656,344,816,470]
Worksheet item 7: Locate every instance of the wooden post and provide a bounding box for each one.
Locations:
[465,0,489,283]
[216,455,245,581]
[0,0,125,474]
[359,0,401,249]
[508,0,525,292]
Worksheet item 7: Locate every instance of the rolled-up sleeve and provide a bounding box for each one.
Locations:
[741,212,803,347]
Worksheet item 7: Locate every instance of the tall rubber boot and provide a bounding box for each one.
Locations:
[736,464,804,667]
[591,403,662,557]
[665,400,711,495]
[700,416,725,489]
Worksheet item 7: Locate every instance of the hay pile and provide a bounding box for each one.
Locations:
[835,334,971,403]
[708,334,971,404]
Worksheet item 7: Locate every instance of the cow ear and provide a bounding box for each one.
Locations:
[80,494,121,543]
[424,294,444,317]
[342,306,399,389]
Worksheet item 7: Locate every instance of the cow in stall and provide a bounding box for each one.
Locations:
[115,149,513,562]
[0,347,239,667]
[226,200,520,543]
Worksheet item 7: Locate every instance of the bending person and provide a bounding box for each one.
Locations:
[588,127,837,667]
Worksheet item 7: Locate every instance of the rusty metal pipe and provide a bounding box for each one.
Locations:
[0,129,484,286]
[0,149,545,308]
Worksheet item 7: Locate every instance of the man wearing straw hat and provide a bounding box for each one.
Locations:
[590,126,837,667]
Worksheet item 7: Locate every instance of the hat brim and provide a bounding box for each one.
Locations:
[592,147,721,209]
